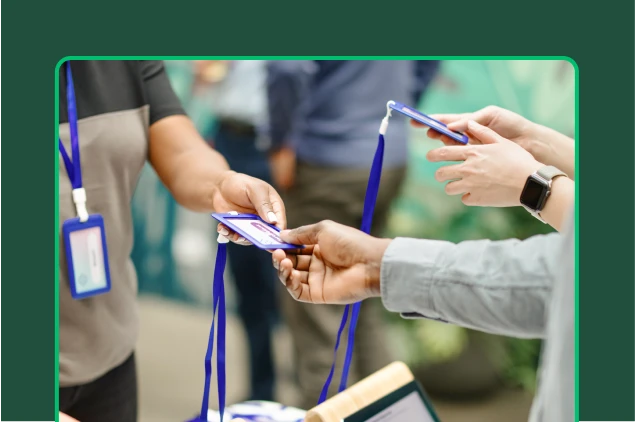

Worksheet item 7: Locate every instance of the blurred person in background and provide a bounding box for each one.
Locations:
[266,59,440,408]
[194,60,279,401]
[58,60,286,422]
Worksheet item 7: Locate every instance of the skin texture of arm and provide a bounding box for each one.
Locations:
[148,115,287,238]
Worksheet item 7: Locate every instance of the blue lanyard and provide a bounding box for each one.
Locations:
[197,109,388,420]
[59,62,83,190]
[318,117,387,404]
[199,242,228,422]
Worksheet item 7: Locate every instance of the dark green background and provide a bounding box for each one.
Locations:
[2,1,633,420]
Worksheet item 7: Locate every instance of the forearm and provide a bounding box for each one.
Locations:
[531,124,576,179]
[378,234,561,339]
[537,176,575,232]
[149,115,231,212]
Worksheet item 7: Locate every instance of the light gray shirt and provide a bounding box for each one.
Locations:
[380,210,574,421]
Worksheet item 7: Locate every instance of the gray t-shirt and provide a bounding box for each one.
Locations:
[380,209,574,421]
[58,61,184,386]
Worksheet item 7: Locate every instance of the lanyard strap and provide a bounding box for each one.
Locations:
[199,241,228,422]
[318,111,389,404]
[59,61,89,221]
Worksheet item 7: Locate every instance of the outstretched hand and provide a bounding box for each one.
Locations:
[271,221,391,304]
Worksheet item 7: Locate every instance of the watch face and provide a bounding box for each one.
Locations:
[520,176,548,210]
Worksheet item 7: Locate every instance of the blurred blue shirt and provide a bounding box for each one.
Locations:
[266,60,440,169]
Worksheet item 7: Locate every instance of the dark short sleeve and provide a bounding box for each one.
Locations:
[137,60,186,124]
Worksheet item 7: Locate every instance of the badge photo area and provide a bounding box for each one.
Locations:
[127,59,574,421]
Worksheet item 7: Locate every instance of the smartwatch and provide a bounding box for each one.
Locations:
[520,165,568,223]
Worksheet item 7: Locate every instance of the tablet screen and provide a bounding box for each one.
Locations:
[344,381,440,422]
[361,391,435,422]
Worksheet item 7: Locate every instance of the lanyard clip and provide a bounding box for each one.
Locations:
[379,101,395,135]
[72,188,89,222]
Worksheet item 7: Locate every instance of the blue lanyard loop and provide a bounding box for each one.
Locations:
[318,108,389,404]
[59,62,82,190]
[59,61,89,222]
[199,241,228,422]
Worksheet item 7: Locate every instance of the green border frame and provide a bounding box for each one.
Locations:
[54,56,579,422]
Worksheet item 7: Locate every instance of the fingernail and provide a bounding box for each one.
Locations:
[268,212,278,223]
[273,259,279,270]
[219,228,229,236]
[237,236,247,243]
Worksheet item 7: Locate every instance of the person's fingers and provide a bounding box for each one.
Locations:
[429,113,472,124]
[425,128,465,146]
[279,258,305,300]
[273,250,310,271]
[218,224,252,246]
[272,249,286,270]
[446,119,469,132]
[466,120,502,145]
[445,180,469,196]
[217,223,234,237]
[280,220,334,245]
[425,128,443,139]
[427,145,473,162]
[268,186,287,229]
[435,164,464,182]
[246,181,285,228]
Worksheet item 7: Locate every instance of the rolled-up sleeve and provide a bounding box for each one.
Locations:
[380,233,562,339]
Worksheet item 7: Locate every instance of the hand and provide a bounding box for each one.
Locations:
[60,412,79,422]
[213,171,286,244]
[414,105,537,150]
[271,221,391,304]
[427,120,543,207]
[269,147,296,191]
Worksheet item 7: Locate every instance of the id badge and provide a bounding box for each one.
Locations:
[62,214,112,299]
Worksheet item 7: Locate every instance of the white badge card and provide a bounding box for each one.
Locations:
[62,214,112,299]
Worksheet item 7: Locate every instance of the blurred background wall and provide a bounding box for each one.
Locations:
[131,59,574,422]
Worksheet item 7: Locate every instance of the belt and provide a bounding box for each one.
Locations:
[218,119,256,137]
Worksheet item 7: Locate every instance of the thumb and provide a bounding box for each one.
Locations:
[247,182,284,227]
[466,120,502,144]
[280,222,329,246]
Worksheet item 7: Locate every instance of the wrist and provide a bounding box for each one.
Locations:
[515,160,545,206]
[525,123,551,162]
[209,170,237,210]
[364,238,392,297]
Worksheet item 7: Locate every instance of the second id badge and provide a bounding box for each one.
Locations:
[62,214,112,299]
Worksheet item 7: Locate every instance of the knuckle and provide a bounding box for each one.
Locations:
[484,105,500,116]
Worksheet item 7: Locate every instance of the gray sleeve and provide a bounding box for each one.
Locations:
[380,233,562,339]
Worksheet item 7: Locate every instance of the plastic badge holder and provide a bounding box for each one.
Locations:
[387,101,469,144]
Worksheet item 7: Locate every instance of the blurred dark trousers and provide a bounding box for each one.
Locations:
[282,160,407,410]
[213,121,278,401]
[59,353,137,422]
